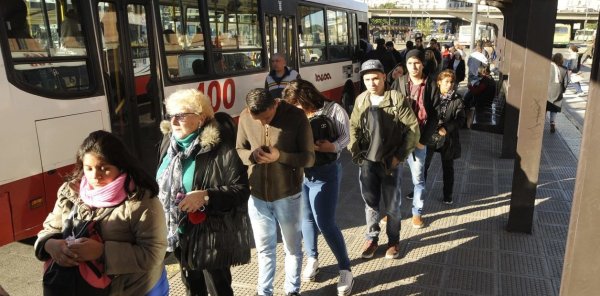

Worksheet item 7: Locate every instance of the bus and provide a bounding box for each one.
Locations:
[457,24,496,47]
[553,23,571,47]
[574,29,596,42]
[0,0,368,245]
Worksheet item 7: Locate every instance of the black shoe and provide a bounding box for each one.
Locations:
[442,197,453,205]
[550,123,556,133]
[405,191,414,200]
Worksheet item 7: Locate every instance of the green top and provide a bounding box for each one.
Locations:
[156,132,198,192]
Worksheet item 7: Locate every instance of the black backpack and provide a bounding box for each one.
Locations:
[309,104,339,166]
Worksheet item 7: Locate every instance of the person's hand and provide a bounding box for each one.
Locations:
[252,146,280,164]
[416,142,425,149]
[438,127,447,136]
[68,238,104,262]
[178,190,209,213]
[44,238,79,267]
[315,140,336,153]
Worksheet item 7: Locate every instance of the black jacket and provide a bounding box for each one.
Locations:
[447,58,466,83]
[158,117,251,268]
[432,92,465,160]
[391,74,440,146]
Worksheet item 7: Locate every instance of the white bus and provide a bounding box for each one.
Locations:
[574,29,595,42]
[458,24,496,47]
[0,0,368,245]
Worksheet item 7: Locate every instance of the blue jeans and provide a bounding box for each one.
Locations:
[302,161,351,271]
[248,194,302,296]
[404,145,427,216]
[359,160,402,245]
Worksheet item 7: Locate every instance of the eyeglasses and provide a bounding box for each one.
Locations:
[165,112,197,121]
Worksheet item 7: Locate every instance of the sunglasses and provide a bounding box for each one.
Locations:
[165,112,197,121]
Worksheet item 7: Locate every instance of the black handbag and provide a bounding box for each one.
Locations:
[428,132,446,150]
[178,207,251,270]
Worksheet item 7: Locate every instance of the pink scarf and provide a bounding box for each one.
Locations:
[79,173,130,208]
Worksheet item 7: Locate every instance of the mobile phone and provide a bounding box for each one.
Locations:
[261,145,271,153]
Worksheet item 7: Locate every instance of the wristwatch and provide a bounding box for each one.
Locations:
[204,194,210,204]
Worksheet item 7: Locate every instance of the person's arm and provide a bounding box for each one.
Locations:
[34,183,72,261]
[103,197,167,275]
[236,111,257,166]
[204,146,250,211]
[348,93,366,163]
[395,94,420,161]
[276,114,315,168]
[329,103,350,152]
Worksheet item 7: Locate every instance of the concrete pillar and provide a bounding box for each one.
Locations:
[505,0,558,233]
[560,23,600,294]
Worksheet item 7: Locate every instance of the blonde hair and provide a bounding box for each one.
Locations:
[165,89,214,119]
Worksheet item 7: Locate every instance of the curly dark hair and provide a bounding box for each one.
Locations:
[67,130,158,197]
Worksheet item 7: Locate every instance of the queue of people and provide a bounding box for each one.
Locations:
[33,41,493,296]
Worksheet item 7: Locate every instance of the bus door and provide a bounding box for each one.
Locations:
[262,1,298,69]
[95,1,162,171]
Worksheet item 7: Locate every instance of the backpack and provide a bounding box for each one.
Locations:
[309,104,339,166]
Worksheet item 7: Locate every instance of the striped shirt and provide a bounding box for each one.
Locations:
[312,101,350,153]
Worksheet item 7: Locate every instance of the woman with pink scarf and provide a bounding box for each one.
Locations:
[35,130,168,296]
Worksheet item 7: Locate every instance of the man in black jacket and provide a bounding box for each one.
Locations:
[366,38,397,74]
[391,49,439,229]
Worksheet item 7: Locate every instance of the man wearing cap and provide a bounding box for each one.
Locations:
[348,59,419,260]
[391,49,440,229]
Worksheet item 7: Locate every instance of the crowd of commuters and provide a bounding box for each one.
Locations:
[32,32,587,296]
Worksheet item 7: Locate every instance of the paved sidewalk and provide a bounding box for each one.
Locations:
[168,118,581,295]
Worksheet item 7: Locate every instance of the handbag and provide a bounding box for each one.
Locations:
[43,204,115,295]
[178,207,251,270]
[428,132,446,150]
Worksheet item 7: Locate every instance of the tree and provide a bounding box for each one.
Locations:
[416,18,434,36]
[379,3,398,9]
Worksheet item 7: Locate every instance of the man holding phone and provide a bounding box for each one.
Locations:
[236,88,315,296]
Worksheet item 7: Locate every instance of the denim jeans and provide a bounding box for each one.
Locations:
[248,194,303,296]
[302,161,351,271]
[359,160,402,245]
[404,145,427,216]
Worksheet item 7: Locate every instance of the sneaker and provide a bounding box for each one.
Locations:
[442,197,453,205]
[302,257,319,282]
[550,123,556,133]
[405,191,414,200]
[412,215,424,229]
[385,244,400,259]
[361,240,378,259]
[337,270,354,296]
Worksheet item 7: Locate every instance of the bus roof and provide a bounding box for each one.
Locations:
[303,0,368,12]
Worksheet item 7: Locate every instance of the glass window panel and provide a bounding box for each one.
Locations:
[185,7,204,50]
[5,0,87,58]
[298,6,325,47]
[209,0,261,51]
[14,61,90,92]
[159,4,183,51]
[213,51,262,74]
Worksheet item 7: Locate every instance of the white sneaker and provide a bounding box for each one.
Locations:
[302,257,319,282]
[337,270,354,296]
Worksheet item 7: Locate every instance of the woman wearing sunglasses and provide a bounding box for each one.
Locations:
[156,89,250,296]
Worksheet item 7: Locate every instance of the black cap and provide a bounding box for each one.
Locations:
[360,59,385,76]
[405,49,424,62]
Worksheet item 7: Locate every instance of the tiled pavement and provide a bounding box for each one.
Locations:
[168,114,581,296]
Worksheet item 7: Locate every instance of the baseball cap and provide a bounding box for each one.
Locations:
[360,59,385,76]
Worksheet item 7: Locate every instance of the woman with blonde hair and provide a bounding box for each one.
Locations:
[156,89,250,296]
